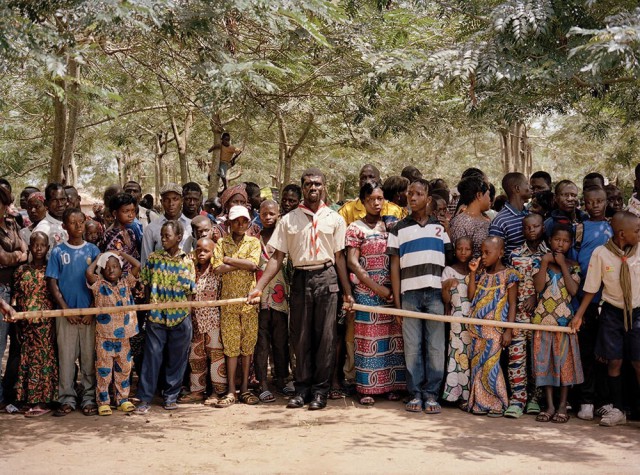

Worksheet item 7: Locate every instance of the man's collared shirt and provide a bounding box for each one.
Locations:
[140,213,192,265]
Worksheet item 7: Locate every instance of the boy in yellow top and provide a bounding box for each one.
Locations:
[212,205,261,407]
[208,132,242,191]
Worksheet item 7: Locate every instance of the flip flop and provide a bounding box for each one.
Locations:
[525,400,541,415]
[405,398,422,413]
[24,407,51,418]
[118,401,136,413]
[504,404,524,419]
[98,405,112,416]
[258,390,276,403]
[487,410,504,418]
[328,388,346,400]
[82,404,98,416]
[54,404,74,417]
[387,392,401,401]
[424,399,442,415]
[359,396,375,406]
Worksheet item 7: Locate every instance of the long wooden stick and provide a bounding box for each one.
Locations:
[13,298,248,320]
[351,303,575,334]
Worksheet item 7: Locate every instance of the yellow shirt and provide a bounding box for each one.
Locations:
[337,199,406,226]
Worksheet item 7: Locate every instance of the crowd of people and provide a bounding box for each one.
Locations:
[0,162,638,428]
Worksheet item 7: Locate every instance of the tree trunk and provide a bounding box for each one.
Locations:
[276,111,314,190]
[154,132,168,202]
[170,109,193,185]
[61,58,80,186]
[208,113,224,198]
[49,76,67,183]
[499,121,531,176]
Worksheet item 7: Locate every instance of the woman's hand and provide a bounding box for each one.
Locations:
[501,328,513,348]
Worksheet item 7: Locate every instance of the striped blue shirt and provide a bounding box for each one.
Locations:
[488,203,528,263]
[386,215,452,293]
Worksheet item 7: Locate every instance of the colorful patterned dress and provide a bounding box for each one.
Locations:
[467,268,520,413]
[441,266,471,402]
[532,264,584,387]
[345,220,406,395]
[13,264,58,404]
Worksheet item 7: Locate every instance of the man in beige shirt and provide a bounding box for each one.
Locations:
[208,132,242,191]
[573,211,640,427]
[248,168,353,410]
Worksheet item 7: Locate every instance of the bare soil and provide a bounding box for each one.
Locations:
[1,396,639,474]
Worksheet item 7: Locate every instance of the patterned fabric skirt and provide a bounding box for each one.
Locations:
[16,320,58,404]
[442,321,472,402]
[354,292,406,395]
[533,330,584,387]
[468,327,508,413]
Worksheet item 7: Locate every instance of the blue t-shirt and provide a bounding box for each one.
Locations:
[46,241,100,309]
[570,220,613,305]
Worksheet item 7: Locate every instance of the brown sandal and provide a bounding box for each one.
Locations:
[552,412,570,423]
[53,404,74,417]
[536,411,554,422]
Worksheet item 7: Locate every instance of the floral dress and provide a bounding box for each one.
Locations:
[532,264,584,387]
[14,264,58,404]
[441,266,471,402]
[467,268,520,414]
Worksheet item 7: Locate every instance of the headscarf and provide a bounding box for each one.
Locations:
[220,183,248,212]
[27,192,45,203]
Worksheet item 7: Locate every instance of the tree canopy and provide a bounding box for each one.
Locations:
[1,0,639,200]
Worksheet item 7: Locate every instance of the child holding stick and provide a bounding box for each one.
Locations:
[467,236,519,417]
[13,231,58,417]
[179,237,227,405]
[212,206,261,407]
[441,236,473,407]
[46,208,100,417]
[86,250,141,415]
[135,220,196,414]
[532,223,584,423]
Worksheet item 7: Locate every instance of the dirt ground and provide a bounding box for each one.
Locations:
[1,395,639,474]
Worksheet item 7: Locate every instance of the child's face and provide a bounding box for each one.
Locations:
[29,235,49,261]
[280,191,300,215]
[161,226,182,251]
[621,217,640,247]
[229,216,249,236]
[523,216,543,242]
[407,183,430,213]
[259,203,279,229]
[435,199,447,219]
[195,240,215,266]
[84,222,101,244]
[63,212,86,240]
[103,209,115,228]
[102,257,123,284]
[480,240,503,268]
[549,230,572,254]
[606,188,623,213]
[115,203,136,226]
[193,220,213,240]
[455,239,472,263]
[584,189,607,220]
[555,183,578,213]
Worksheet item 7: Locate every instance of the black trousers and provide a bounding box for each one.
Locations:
[290,265,339,398]
[577,303,608,405]
[254,308,290,384]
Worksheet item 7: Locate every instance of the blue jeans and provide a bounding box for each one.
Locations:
[0,284,10,403]
[401,288,445,401]
[137,317,192,405]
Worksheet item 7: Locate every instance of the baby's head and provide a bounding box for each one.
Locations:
[195,237,215,267]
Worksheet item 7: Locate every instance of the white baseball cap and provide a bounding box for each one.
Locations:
[228,205,250,221]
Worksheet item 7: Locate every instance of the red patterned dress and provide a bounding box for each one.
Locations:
[345,219,406,395]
